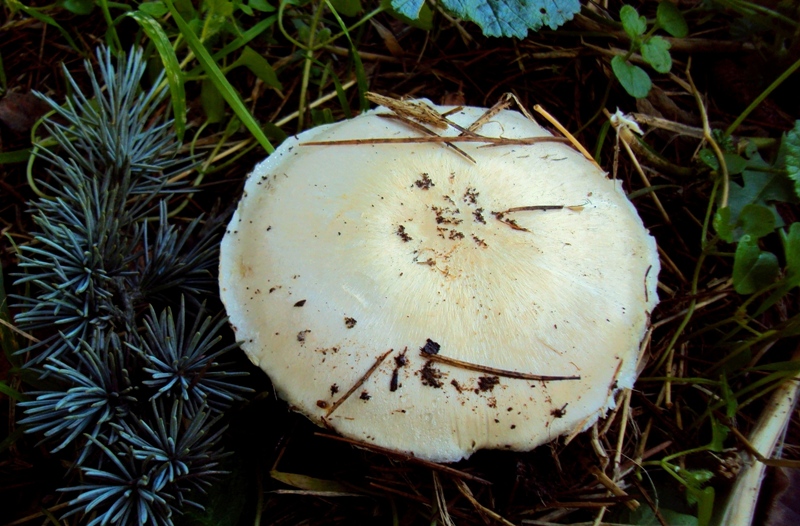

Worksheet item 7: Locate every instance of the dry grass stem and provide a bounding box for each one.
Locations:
[533,104,600,169]
[421,350,581,382]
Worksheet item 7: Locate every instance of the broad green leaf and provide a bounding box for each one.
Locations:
[611,56,651,98]
[201,78,225,123]
[726,148,798,231]
[330,0,362,16]
[620,4,646,39]
[127,11,187,141]
[383,0,432,30]
[698,148,718,170]
[237,0,253,15]
[61,0,94,15]
[754,223,800,312]
[739,204,776,239]
[657,0,688,37]
[713,207,735,242]
[202,0,235,40]
[728,166,798,229]
[392,0,580,38]
[784,222,800,282]
[724,153,747,175]
[249,0,275,11]
[781,120,800,198]
[733,235,779,294]
[164,0,275,153]
[231,46,283,90]
[682,468,713,493]
[709,416,729,452]
[139,1,169,16]
[716,203,776,243]
[641,35,672,73]
[698,150,746,174]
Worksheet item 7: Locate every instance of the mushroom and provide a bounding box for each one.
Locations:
[219,99,659,462]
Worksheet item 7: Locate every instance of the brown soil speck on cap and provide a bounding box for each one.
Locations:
[421,339,441,355]
[344,317,357,328]
[294,299,307,307]
[413,173,434,189]
[396,225,412,242]
[390,349,408,392]
[420,361,444,388]
[477,376,500,392]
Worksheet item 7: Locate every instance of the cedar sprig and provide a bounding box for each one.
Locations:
[14,46,249,526]
[114,399,229,509]
[37,46,189,192]
[137,299,252,416]
[18,330,135,463]
[61,437,177,526]
[136,202,220,299]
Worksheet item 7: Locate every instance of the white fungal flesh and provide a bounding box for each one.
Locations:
[219,104,660,462]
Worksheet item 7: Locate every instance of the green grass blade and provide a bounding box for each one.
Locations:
[127,11,187,141]
[325,0,369,111]
[186,16,278,78]
[0,51,6,93]
[327,64,352,118]
[0,427,25,454]
[164,0,275,154]
[97,0,123,52]
[0,149,31,164]
[0,381,26,402]
[231,46,283,90]
[8,1,81,52]
[0,268,21,368]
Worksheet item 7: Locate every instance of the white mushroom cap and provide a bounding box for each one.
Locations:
[219,102,659,462]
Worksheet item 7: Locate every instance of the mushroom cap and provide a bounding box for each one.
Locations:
[219,102,659,462]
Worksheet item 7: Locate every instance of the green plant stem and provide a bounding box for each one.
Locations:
[315,5,386,49]
[726,55,800,137]
[278,0,309,49]
[716,0,800,27]
[655,179,719,372]
[97,0,122,53]
[637,377,719,386]
[324,0,368,111]
[164,0,275,154]
[296,0,327,132]
[688,62,729,208]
